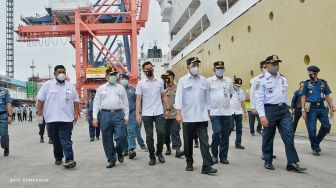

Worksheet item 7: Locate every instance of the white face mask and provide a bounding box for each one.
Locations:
[189,66,199,76]
[57,73,66,81]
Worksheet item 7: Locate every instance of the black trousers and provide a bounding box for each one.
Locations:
[293,108,302,134]
[29,112,33,122]
[12,113,15,120]
[39,123,50,138]
[183,121,214,167]
[23,112,27,121]
[165,118,182,149]
[18,114,22,122]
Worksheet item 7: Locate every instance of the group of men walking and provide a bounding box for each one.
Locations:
[0,55,334,175]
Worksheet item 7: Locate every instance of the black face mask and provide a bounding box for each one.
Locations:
[145,70,154,77]
[309,74,315,80]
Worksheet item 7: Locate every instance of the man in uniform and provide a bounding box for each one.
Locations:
[255,55,306,172]
[0,87,13,156]
[93,67,129,168]
[230,78,247,149]
[118,73,147,160]
[37,65,80,169]
[301,66,334,156]
[291,81,304,134]
[208,61,234,165]
[162,70,184,158]
[175,57,216,174]
[86,90,100,142]
[136,61,169,166]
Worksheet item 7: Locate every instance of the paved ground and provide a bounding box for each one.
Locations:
[0,118,335,188]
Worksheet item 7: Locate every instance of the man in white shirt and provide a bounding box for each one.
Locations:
[136,61,169,166]
[208,61,234,165]
[175,57,217,174]
[93,67,129,168]
[230,78,247,149]
[37,65,80,169]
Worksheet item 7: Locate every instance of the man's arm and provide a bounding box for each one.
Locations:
[37,100,44,116]
[291,91,298,109]
[325,95,334,118]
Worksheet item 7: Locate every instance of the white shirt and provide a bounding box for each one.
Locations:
[93,83,129,119]
[174,73,210,122]
[136,77,165,116]
[207,75,234,116]
[255,71,288,117]
[230,87,245,115]
[250,74,263,110]
[37,79,80,123]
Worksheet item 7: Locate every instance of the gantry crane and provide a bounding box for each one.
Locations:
[15,0,149,101]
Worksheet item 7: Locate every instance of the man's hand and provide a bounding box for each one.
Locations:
[252,109,258,115]
[124,118,129,125]
[73,113,79,125]
[136,114,142,124]
[8,116,12,125]
[165,110,171,119]
[329,108,334,118]
[93,118,99,127]
[176,113,183,124]
[243,112,248,120]
[260,116,269,127]
[302,111,307,120]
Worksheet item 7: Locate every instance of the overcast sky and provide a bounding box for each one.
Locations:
[0,0,169,81]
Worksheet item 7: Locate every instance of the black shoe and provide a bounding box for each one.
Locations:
[286,163,307,173]
[257,130,262,135]
[4,148,9,156]
[96,137,100,140]
[194,141,199,148]
[312,150,320,156]
[48,139,53,144]
[235,145,245,149]
[212,157,218,164]
[251,133,255,136]
[90,137,94,142]
[186,163,193,171]
[128,150,136,159]
[118,154,124,163]
[156,153,165,163]
[165,149,172,155]
[264,162,275,170]
[201,166,217,174]
[63,160,76,169]
[175,149,185,158]
[272,155,276,159]
[220,159,229,164]
[106,161,116,168]
[40,137,44,143]
[55,160,62,165]
[316,147,321,152]
[122,151,128,157]
[149,158,156,166]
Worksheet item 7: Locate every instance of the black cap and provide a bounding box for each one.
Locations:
[307,65,320,73]
[166,70,175,77]
[106,67,118,75]
[119,73,129,79]
[265,55,282,64]
[234,78,243,86]
[186,57,201,65]
[259,60,267,68]
[213,61,224,68]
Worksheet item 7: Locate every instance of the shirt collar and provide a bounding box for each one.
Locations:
[53,79,66,85]
[187,72,200,80]
[265,71,280,78]
[144,76,158,82]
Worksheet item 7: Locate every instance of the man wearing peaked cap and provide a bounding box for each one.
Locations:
[301,65,334,156]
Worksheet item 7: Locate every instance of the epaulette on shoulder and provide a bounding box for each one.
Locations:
[258,75,265,79]
[280,73,285,77]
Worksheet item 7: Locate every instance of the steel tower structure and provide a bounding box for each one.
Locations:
[6,0,14,78]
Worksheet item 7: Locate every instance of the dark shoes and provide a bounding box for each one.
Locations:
[264,162,275,170]
[194,141,199,148]
[286,163,307,173]
[40,137,44,143]
[118,154,124,164]
[96,137,100,140]
[256,130,262,135]
[201,166,217,174]
[251,133,255,136]
[165,149,172,155]
[212,157,218,164]
[149,158,156,166]
[128,150,136,159]
[312,150,320,156]
[55,160,62,165]
[186,163,193,171]
[156,153,165,163]
[235,145,245,150]
[122,151,128,157]
[4,148,9,156]
[141,145,148,152]
[90,137,94,142]
[316,147,321,152]
[106,161,116,168]
[175,149,185,158]
[63,160,76,169]
[48,139,53,144]
[220,159,229,164]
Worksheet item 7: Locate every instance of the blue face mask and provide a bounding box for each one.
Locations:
[215,69,224,77]
[108,76,117,84]
[120,79,128,87]
[268,65,279,74]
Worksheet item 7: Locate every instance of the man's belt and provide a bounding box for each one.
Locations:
[101,109,122,113]
[309,102,324,106]
[264,103,286,107]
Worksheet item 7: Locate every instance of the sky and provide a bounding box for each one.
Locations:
[0,0,169,82]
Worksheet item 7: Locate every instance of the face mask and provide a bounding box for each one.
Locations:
[56,73,66,82]
[309,74,315,80]
[108,76,117,84]
[261,68,267,74]
[145,70,154,77]
[215,69,224,77]
[268,65,279,74]
[120,79,129,87]
[189,66,198,76]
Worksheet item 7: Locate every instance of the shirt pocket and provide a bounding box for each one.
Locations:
[198,85,207,99]
[183,84,193,95]
[48,90,58,101]
[282,83,288,96]
[65,89,73,103]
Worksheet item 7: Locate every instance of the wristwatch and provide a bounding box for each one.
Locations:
[301,108,305,112]
[166,108,171,112]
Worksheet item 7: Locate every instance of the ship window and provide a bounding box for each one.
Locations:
[218,44,221,50]
[247,25,251,33]
[304,55,310,65]
[300,0,305,3]
[269,12,274,20]
[250,70,254,77]
[208,50,211,56]
[231,36,234,42]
